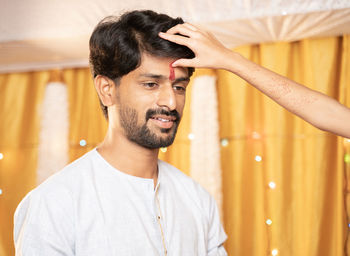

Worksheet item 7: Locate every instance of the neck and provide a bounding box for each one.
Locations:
[97,128,159,181]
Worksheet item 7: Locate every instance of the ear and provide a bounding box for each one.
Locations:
[94,75,116,107]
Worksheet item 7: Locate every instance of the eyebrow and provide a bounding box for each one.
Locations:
[139,73,166,79]
[174,77,190,83]
[138,73,190,83]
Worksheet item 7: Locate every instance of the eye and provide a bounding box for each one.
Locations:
[173,85,186,92]
[142,82,158,89]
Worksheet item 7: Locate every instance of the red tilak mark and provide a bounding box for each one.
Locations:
[169,61,175,81]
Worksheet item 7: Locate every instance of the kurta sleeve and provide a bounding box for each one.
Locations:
[14,186,75,256]
[207,195,227,256]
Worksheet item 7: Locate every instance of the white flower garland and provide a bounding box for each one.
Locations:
[190,75,223,217]
[37,81,69,184]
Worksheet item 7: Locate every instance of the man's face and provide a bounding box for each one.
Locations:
[114,53,190,149]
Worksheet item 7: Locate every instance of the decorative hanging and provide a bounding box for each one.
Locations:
[36,70,69,184]
[190,75,223,216]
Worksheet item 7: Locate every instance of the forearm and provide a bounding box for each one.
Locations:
[224,52,350,138]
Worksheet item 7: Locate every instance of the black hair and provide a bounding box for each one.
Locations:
[89,10,195,119]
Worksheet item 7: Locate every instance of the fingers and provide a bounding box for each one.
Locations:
[158,32,190,47]
[172,58,196,68]
[159,23,201,47]
[182,23,198,31]
[166,23,198,37]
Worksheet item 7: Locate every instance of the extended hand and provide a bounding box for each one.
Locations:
[159,23,233,69]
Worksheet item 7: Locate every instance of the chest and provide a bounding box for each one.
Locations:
[74,181,209,256]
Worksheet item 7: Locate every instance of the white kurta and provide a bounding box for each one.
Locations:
[14,149,227,256]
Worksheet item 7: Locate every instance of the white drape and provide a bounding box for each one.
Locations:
[1,1,350,73]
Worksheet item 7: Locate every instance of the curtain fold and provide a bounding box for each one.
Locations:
[0,35,349,256]
[0,71,49,256]
[63,68,108,161]
[341,35,350,256]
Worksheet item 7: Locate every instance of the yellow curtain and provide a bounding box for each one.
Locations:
[343,35,350,256]
[0,35,349,256]
[0,71,49,256]
[217,35,350,255]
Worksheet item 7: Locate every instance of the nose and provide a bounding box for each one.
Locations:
[156,85,176,111]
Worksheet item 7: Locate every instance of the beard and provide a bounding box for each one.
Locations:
[119,105,181,149]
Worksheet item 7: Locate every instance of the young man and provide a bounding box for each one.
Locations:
[159,23,350,139]
[14,11,227,256]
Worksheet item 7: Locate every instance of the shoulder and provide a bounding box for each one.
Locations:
[35,149,96,192]
[14,150,98,243]
[15,150,97,217]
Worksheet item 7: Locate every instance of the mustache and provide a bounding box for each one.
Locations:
[145,108,180,122]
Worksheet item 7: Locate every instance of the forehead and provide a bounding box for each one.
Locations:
[132,53,189,77]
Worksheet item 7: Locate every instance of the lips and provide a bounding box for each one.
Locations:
[145,109,180,130]
[150,115,176,129]
[151,115,176,122]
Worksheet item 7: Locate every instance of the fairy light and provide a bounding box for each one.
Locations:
[160,147,167,153]
[221,139,229,147]
[255,155,262,162]
[272,249,278,255]
[0,189,2,195]
[0,153,3,160]
[345,153,350,163]
[188,133,195,140]
[79,139,87,147]
[269,182,276,189]
[266,219,272,225]
[252,132,261,140]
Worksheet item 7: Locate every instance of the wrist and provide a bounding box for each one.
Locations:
[221,51,243,73]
